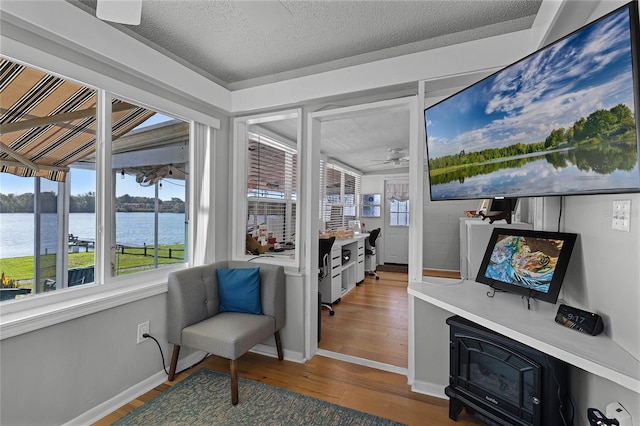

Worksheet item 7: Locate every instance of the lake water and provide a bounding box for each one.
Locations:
[430,143,640,199]
[0,212,186,258]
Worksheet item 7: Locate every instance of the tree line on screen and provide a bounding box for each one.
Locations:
[429,104,635,172]
[0,192,186,213]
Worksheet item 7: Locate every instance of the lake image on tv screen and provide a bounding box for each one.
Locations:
[425,6,638,199]
[485,235,565,293]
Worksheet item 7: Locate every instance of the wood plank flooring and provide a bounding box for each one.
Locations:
[95,352,481,426]
[95,269,481,425]
[319,271,409,367]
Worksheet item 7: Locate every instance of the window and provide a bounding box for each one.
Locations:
[234,111,300,262]
[320,161,361,230]
[0,59,98,298]
[111,97,189,277]
[246,131,296,249]
[0,58,189,303]
[387,182,409,226]
[361,193,381,217]
[389,199,410,226]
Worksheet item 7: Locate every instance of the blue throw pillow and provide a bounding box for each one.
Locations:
[216,267,263,315]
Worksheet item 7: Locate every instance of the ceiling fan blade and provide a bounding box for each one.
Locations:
[96,0,142,25]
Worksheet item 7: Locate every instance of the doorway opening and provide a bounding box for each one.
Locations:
[307,96,417,373]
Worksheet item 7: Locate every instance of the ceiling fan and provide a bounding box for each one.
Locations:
[96,0,142,25]
[370,148,410,166]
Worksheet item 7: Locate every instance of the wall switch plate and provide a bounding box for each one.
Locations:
[612,200,631,232]
[137,321,149,344]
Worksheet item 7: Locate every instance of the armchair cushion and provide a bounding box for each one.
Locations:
[182,312,275,359]
[216,267,263,315]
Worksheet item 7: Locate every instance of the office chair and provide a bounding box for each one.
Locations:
[319,236,336,316]
[365,228,380,280]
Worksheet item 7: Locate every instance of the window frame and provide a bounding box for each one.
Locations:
[361,193,382,218]
[0,59,218,340]
[389,199,410,227]
[232,109,302,267]
[319,160,362,230]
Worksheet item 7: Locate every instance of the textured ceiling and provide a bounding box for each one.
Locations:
[70,0,541,90]
[67,0,543,174]
[321,108,411,174]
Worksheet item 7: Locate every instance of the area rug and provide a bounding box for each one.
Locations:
[114,369,405,425]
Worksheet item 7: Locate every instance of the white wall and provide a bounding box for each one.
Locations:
[423,188,477,270]
[0,295,169,425]
[562,194,640,424]
[561,194,640,360]
[414,195,640,423]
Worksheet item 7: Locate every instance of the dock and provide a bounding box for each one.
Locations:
[69,234,94,253]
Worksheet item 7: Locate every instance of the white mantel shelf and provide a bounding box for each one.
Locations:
[409,278,640,394]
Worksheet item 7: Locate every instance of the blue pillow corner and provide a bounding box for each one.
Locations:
[216,267,263,315]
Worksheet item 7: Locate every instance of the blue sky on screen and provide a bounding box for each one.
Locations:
[425,7,635,159]
[0,113,185,201]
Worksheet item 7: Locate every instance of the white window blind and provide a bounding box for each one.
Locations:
[247,132,297,244]
[320,161,361,230]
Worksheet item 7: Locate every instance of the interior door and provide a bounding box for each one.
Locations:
[383,180,409,264]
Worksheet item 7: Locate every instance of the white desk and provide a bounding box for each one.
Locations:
[319,234,367,304]
[409,278,640,394]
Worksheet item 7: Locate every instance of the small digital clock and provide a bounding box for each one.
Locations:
[554,304,604,336]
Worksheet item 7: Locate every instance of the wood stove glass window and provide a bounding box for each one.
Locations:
[457,337,538,420]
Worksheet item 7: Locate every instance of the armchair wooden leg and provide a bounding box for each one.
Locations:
[274,330,284,361]
[230,359,239,405]
[168,345,180,381]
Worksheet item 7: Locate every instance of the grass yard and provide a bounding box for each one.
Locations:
[0,244,184,288]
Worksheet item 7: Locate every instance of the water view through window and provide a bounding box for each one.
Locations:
[0,58,189,301]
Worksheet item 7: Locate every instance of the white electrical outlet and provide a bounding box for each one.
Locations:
[137,321,149,344]
[612,200,631,232]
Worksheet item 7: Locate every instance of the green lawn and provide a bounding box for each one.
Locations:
[0,245,185,283]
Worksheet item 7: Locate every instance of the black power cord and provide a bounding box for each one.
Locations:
[547,354,575,426]
[143,333,168,375]
[143,333,209,377]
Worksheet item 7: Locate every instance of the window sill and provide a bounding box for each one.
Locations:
[0,270,176,340]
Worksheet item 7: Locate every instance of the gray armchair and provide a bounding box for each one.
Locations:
[167,261,286,404]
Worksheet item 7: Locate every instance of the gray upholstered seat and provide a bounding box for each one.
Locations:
[167,261,285,404]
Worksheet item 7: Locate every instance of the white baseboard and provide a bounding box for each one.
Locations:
[251,343,305,363]
[316,349,408,376]
[410,379,447,399]
[64,351,206,426]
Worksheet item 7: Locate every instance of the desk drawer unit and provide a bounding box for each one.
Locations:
[330,246,342,303]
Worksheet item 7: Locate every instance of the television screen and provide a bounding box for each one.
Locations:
[475,228,577,304]
[425,2,640,201]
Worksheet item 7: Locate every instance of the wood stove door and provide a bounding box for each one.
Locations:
[452,334,542,425]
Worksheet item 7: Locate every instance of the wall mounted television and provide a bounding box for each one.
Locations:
[476,228,577,304]
[425,1,640,201]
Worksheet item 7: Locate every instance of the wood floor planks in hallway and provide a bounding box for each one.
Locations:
[319,270,409,367]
